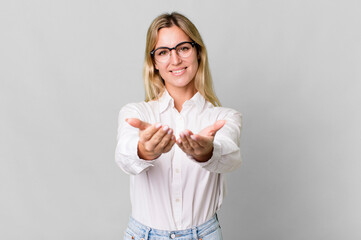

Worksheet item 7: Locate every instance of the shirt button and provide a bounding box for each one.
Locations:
[171,233,176,239]
[175,198,180,202]
[175,168,180,173]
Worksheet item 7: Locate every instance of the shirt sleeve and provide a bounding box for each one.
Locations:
[115,103,155,175]
[193,109,242,173]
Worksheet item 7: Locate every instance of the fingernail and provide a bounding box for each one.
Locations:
[163,125,169,131]
[180,132,184,138]
[167,129,172,135]
[178,139,182,144]
[190,135,196,140]
[155,123,162,129]
[184,131,189,136]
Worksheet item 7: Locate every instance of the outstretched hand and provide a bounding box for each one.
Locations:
[126,118,176,160]
[176,120,226,162]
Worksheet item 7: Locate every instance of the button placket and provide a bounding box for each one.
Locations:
[172,109,184,229]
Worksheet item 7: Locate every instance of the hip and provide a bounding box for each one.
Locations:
[123,214,223,240]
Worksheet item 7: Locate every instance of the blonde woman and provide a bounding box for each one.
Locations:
[115,12,242,240]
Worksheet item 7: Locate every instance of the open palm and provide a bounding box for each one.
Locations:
[176,120,226,162]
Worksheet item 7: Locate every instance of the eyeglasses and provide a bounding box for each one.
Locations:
[150,41,196,63]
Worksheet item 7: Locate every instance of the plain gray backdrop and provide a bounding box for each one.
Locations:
[1,0,360,239]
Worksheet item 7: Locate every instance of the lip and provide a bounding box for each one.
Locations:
[170,67,187,76]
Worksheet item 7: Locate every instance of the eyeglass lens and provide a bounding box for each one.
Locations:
[154,42,193,62]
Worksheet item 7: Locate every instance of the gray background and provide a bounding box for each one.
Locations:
[1,0,360,239]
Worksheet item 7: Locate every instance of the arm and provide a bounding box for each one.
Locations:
[200,110,242,173]
[178,109,242,173]
[115,103,155,175]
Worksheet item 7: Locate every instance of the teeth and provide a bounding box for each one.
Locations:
[173,68,185,74]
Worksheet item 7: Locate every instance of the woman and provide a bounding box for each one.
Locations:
[115,12,242,240]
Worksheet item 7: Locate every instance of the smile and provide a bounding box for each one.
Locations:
[171,67,187,76]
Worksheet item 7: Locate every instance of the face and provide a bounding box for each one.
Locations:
[153,26,199,92]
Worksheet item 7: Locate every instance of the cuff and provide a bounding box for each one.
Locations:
[129,134,156,173]
[187,140,222,170]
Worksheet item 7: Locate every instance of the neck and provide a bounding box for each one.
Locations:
[165,84,197,112]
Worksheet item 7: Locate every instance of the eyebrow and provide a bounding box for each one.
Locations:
[155,40,191,49]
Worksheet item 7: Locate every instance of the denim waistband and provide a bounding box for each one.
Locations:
[125,214,220,240]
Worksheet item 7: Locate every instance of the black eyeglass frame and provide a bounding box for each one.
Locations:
[150,41,196,57]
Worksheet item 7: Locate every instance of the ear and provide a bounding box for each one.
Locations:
[154,63,159,70]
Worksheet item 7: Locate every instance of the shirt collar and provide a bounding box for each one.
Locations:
[158,88,206,114]
[158,89,174,113]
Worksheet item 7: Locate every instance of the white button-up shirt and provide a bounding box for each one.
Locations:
[115,90,242,230]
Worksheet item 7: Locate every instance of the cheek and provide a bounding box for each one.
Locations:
[189,58,199,73]
[154,62,168,76]
[157,65,169,79]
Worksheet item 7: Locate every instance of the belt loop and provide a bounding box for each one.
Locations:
[215,213,221,229]
[192,226,198,240]
[144,226,151,240]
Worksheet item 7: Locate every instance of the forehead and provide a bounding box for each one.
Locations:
[155,26,192,48]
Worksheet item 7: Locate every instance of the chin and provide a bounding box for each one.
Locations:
[169,77,194,88]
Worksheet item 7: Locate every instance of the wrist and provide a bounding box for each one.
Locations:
[193,147,213,162]
[138,143,160,160]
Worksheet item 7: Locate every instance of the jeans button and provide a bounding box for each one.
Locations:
[170,233,176,239]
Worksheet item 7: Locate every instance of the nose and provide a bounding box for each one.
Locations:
[169,49,181,65]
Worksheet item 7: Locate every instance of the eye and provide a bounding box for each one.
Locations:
[179,46,190,52]
[177,43,192,53]
[157,50,169,56]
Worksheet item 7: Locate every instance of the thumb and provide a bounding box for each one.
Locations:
[208,120,226,136]
[125,118,150,131]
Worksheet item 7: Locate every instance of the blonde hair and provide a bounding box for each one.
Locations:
[143,12,221,106]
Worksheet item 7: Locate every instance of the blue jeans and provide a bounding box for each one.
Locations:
[123,214,223,240]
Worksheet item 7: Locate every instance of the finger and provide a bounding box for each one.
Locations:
[140,122,162,143]
[200,120,227,137]
[163,135,176,153]
[190,134,211,147]
[176,138,186,152]
[148,125,170,148]
[184,130,202,149]
[180,131,193,151]
[126,118,151,130]
[154,127,174,152]
[209,120,226,136]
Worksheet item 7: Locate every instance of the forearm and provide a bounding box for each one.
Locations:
[191,146,213,162]
[191,110,242,173]
[115,104,155,175]
[137,142,161,160]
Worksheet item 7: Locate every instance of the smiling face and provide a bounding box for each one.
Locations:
[154,26,199,94]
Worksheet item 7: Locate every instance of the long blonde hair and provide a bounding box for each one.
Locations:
[143,12,221,106]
